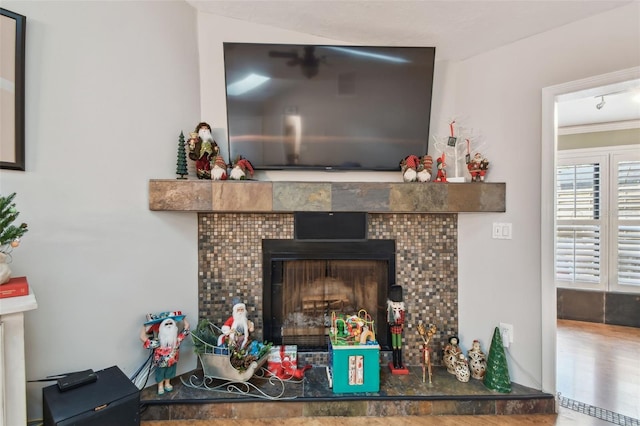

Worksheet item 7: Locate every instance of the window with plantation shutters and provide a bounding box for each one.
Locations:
[556,158,606,288]
[557,145,640,294]
[611,155,640,290]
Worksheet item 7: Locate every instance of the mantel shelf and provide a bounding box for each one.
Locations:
[148,180,505,213]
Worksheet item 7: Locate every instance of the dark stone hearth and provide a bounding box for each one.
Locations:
[139,366,554,421]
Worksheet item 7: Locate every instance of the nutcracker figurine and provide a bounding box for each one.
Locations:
[387,285,409,374]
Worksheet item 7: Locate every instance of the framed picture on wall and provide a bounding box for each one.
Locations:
[0,8,26,171]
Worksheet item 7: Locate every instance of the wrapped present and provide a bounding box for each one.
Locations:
[266,345,311,379]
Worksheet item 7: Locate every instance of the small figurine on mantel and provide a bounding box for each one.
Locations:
[176,132,189,179]
[400,155,419,182]
[417,154,434,182]
[434,154,447,182]
[211,155,229,181]
[140,311,190,395]
[217,300,255,349]
[467,152,489,182]
[188,122,219,179]
[229,155,255,180]
[387,285,409,374]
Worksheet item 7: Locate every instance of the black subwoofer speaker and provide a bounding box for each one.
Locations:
[43,365,140,426]
[294,212,368,240]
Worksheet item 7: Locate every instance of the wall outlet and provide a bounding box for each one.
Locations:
[499,322,514,347]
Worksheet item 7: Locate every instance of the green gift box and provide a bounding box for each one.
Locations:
[329,340,380,393]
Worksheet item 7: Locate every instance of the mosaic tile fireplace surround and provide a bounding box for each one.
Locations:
[197,212,457,366]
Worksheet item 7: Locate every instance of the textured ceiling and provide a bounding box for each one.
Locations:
[186,0,633,61]
[187,0,640,126]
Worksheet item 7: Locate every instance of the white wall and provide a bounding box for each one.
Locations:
[456,2,639,393]
[0,1,201,420]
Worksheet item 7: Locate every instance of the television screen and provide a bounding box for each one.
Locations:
[223,43,436,171]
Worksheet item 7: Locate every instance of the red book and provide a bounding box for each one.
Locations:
[0,276,29,299]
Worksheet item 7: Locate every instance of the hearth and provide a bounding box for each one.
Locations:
[262,239,395,351]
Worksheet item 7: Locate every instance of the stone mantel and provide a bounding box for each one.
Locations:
[148,180,505,213]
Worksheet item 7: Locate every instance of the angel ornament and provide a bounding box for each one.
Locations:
[417,322,437,384]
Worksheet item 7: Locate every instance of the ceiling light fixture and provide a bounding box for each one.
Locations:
[595,95,606,110]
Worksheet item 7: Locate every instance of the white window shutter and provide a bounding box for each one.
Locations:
[612,158,640,290]
[556,161,604,288]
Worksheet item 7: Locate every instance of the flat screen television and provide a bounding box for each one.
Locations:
[223,43,436,171]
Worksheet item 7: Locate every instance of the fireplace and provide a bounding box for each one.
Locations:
[197,212,458,366]
[262,239,395,351]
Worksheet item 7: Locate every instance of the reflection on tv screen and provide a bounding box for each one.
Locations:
[224,43,436,171]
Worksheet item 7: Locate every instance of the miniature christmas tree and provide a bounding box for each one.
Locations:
[176,131,188,179]
[0,192,28,252]
[483,326,512,393]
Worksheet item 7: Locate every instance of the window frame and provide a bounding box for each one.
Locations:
[556,144,640,294]
[610,148,640,293]
[556,150,608,291]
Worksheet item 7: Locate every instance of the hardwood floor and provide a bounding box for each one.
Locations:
[139,412,608,425]
[142,320,640,425]
[556,319,640,421]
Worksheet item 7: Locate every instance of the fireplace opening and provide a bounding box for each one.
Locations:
[263,239,395,351]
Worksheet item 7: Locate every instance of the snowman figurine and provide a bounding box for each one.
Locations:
[443,335,461,374]
[454,353,471,383]
[467,339,487,380]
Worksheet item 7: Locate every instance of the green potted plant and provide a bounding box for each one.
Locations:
[0,193,28,284]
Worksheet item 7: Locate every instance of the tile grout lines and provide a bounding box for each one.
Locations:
[558,393,640,426]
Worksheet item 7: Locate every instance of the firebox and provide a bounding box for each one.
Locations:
[262,239,395,351]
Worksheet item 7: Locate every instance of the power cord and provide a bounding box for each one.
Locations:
[130,350,154,390]
[504,346,543,389]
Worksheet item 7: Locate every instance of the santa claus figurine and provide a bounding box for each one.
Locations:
[140,311,190,395]
[467,152,489,182]
[218,302,255,348]
[188,122,219,179]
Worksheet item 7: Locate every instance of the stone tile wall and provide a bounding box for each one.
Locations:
[197,213,458,366]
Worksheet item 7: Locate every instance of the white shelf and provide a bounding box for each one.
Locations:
[0,288,38,315]
[0,287,37,426]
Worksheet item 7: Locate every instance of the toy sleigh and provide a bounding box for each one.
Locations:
[180,320,295,400]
